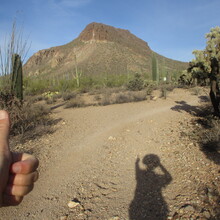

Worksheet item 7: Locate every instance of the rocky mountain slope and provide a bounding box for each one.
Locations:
[24,22,188,78]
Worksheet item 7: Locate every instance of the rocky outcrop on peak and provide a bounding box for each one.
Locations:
[78,22,150,54]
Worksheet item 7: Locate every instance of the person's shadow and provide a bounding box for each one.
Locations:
[129,154,172,220]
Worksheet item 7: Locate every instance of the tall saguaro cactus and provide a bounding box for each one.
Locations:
[11,53,23,101]
[152,54,159,82]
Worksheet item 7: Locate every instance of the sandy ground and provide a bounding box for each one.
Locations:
[0,88,219,220]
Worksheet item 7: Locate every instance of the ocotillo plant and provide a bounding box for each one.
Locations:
[73,52,82,88]
[11,53,23,101]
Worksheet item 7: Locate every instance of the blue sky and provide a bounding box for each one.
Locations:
[1,0,220,62]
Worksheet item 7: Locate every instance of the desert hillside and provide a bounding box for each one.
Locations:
[24,22,188,78]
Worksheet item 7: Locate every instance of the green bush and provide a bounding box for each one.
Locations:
[145,80,156,95]
[24,78,51,95]
[127,73,144,91]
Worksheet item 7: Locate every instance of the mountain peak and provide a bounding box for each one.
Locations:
[78,22,151,56]
[78,22,130,42]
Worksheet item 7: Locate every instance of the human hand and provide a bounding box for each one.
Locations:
[0,110,39,207]
[3,152,39,206]
[136,155,140,162]
[0,110,12,207]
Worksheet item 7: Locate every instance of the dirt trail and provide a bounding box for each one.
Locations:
[0,88,215,220]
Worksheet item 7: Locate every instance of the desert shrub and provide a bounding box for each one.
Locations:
[0,92,51,137]
[100,87,125,95]
[99,90,147,106]
[62,92,77,101]
[165,84,176,92]
[199,116,220,151]
[191,86,203,96]
[45,97,56,104]
[24,77,78,95]
[99,92,111,106]
[56,78,77,92]
[127,73,145,91]
[160,87,167,99]
[115,91,146,104]
[188,104,220,218]
[88,90,99,95]
[53,93,62,100]
[145,84,155,96]
[159,83,177,99]
[24,78,51,95]
[27,95,44,103]
[16,103,51,135]
[65,97,85,108]
[114,93,131,104]
[0,92,20,109]
[104,74,128,88]
[94,95,101,101]
[79,87,90,93]
[132,91,147,102]
[189,103,220,152]
[41,91,61,104]
[80,76,96,89]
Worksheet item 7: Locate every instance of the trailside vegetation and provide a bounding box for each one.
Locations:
[184,26,220,115]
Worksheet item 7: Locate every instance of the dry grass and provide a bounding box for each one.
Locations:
[188,103,220,154]
[12,103,51,135]
[191,87,203,96]
[0,92,54,143]
[62,92,77,101]
[199,115,220,151]
[98,90,147,106]
[99,92,111,106]
[65,96,85,108]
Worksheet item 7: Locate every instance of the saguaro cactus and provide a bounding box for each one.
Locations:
[152,54,159,82]
[11,53,23,101]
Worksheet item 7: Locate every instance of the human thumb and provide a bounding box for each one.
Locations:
[0,111,10,152]
[0,110,11,206]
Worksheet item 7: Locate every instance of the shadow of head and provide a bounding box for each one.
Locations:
[142,154,160,169]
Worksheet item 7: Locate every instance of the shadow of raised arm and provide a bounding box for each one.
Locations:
[159,162,172,186]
